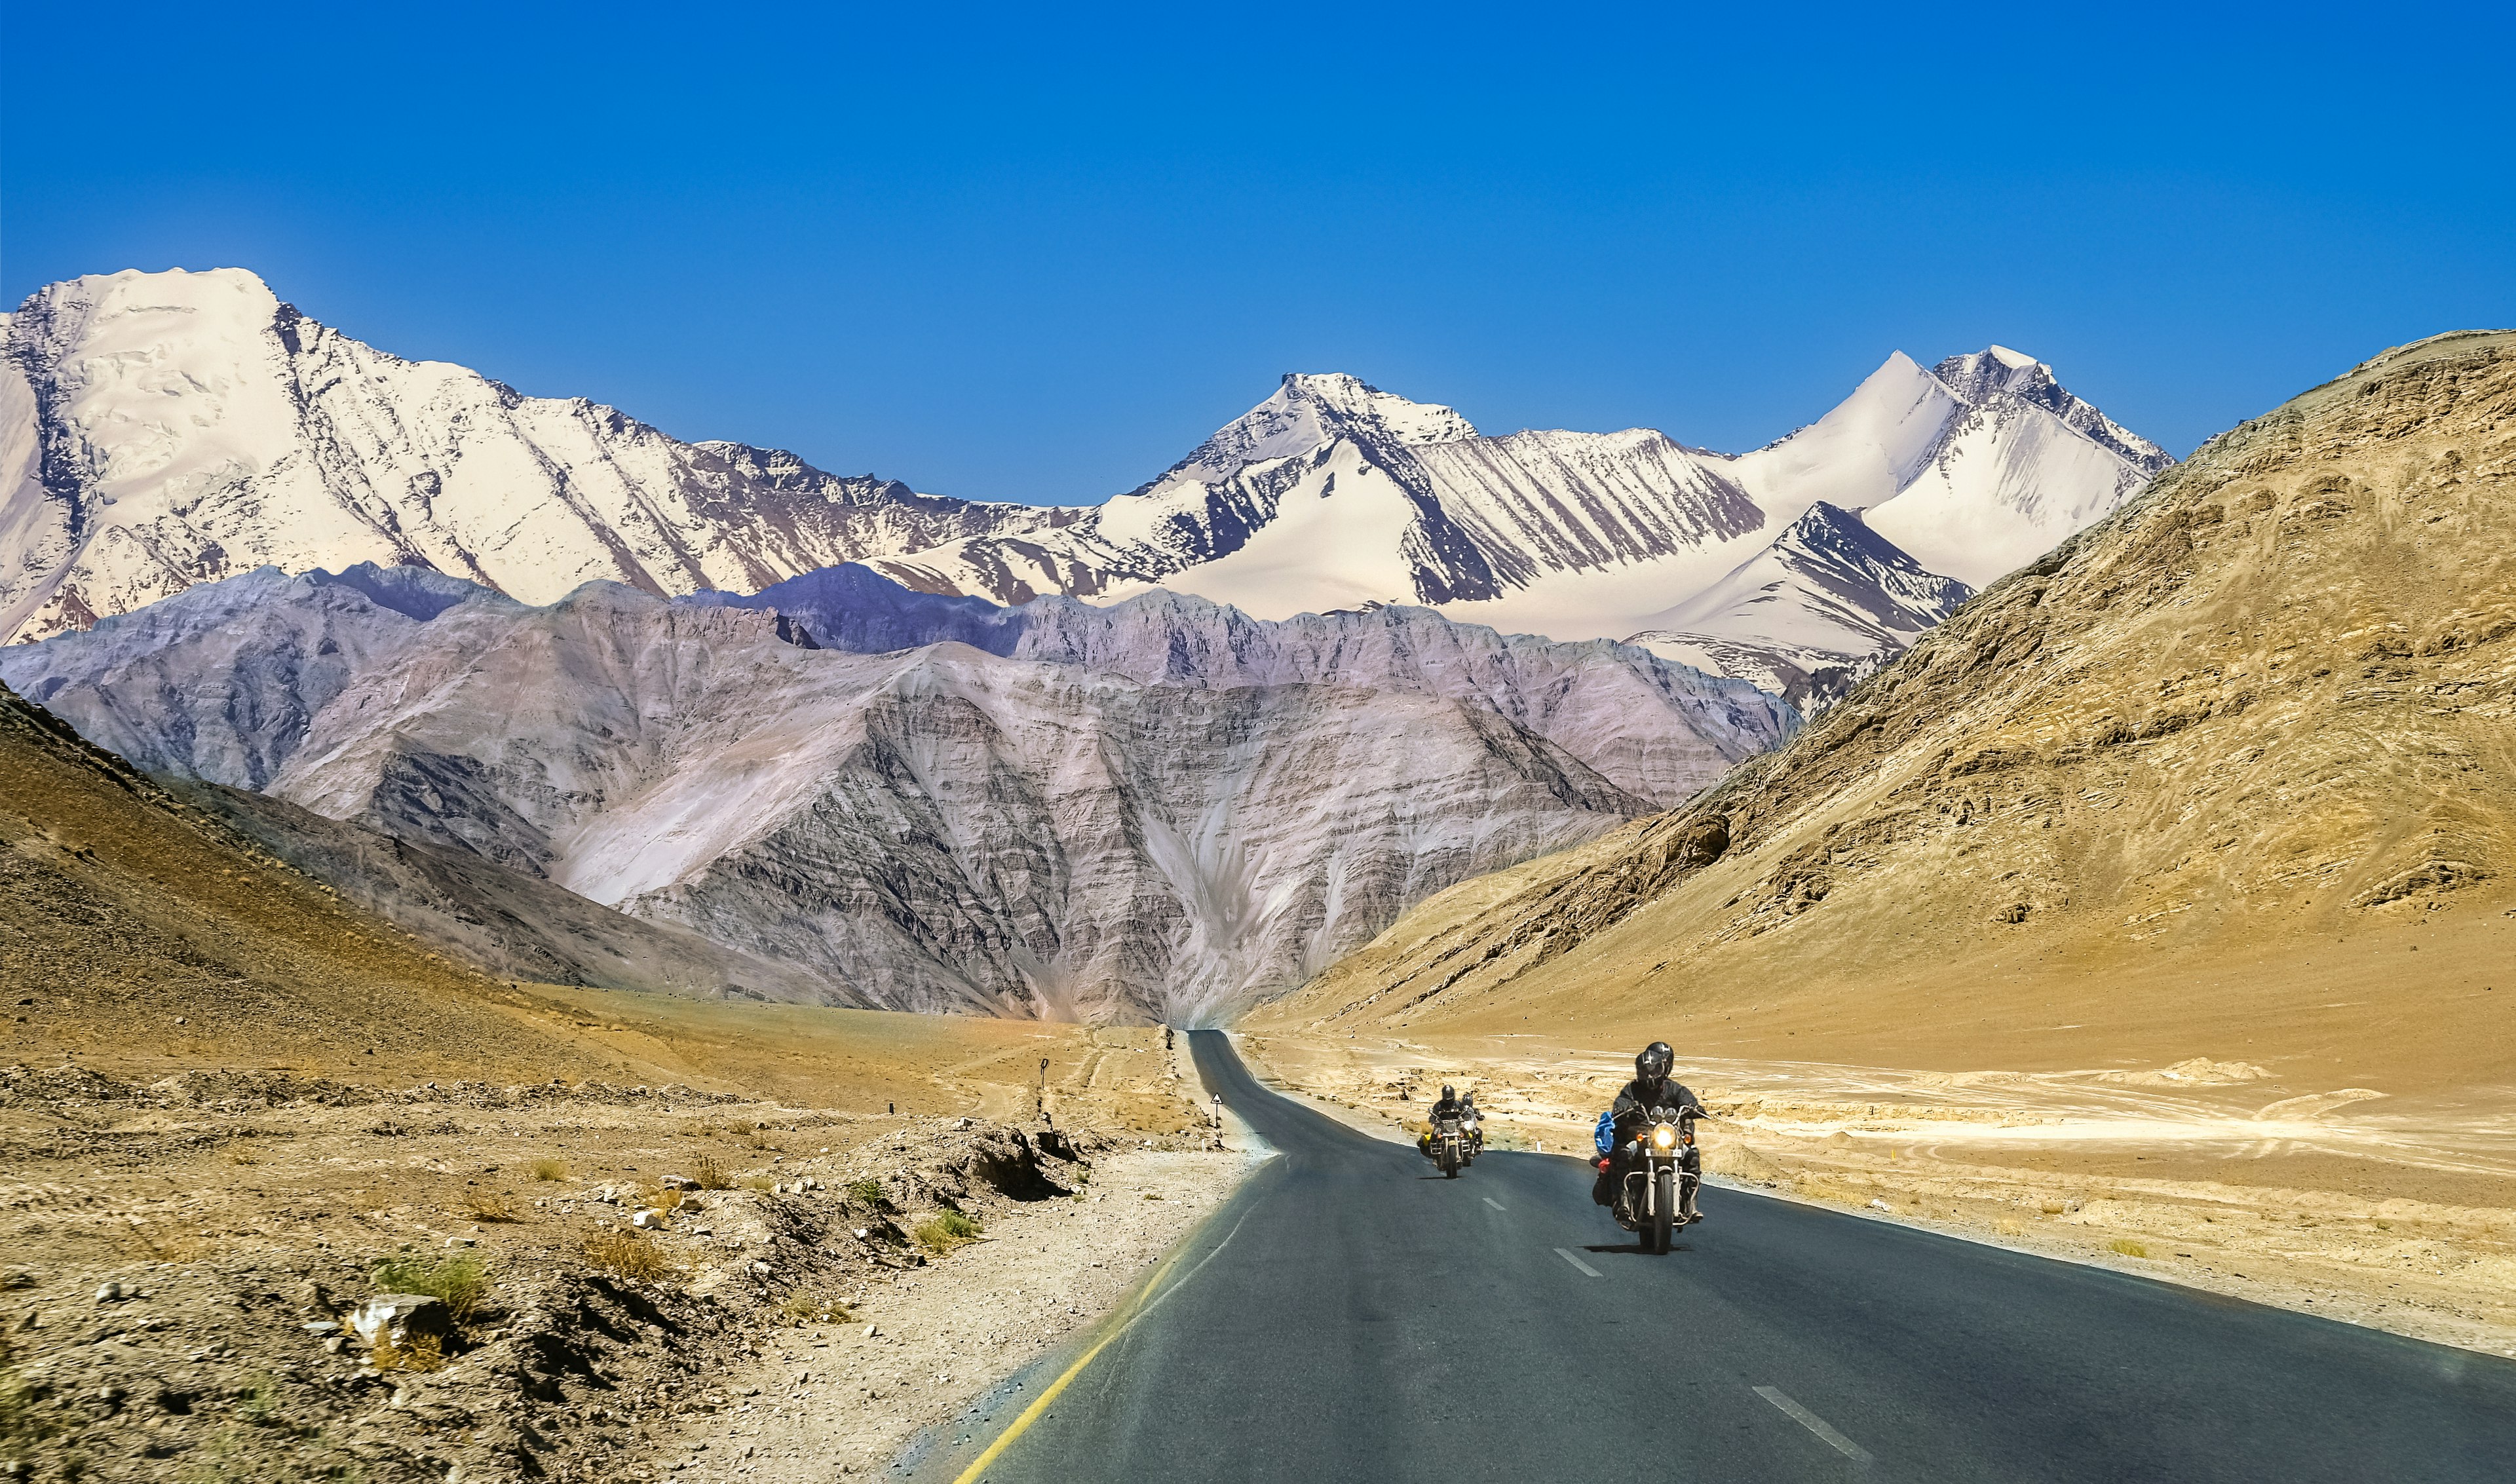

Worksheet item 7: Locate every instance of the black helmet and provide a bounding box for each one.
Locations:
[1441,1084,1456,1101]
[1636,1042,1675,1083]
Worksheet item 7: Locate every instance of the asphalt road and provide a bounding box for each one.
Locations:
[919,1031,2516,1483]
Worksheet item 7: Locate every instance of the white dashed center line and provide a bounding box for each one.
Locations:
[1482,1197,1507,1212]
[1754,1386,1874,1464]
[1553,1247,1602,1278]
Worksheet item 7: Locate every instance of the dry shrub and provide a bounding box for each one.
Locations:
[1995,1217,2027,1238]
[911,1211,983,1255]
[846,1177,891,1209]
[779,1292,855,1323]
[372,1252,489,1322]
[2040,1202,2067,1215]
[228,1148,262,1167]
[370,1332,446,1373]
[584,1228,677,1284]
[528,1156,569,1182]
[2108,1237,2150,1259]
[461,1192,524,1223]
[693,1154,731,1191]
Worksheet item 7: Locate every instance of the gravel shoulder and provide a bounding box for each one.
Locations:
[662,1147,1259,1481]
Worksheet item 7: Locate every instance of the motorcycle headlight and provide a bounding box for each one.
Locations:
[1652,1124,1676,1149]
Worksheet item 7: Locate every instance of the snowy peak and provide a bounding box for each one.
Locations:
[1927,347,2169,472]
[1768,500,1951,603]
[1643,501,1970,650]
[1726,343,2170,591]
[1625,502,1973,713]
[1730,352,1966,513]
[1144,371,1477,493]
[0,267,1077,644]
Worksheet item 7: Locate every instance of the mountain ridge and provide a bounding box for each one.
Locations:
[3,560,1794,1022]
[5,267,2168,706]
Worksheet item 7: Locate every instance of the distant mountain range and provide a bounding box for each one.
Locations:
[1,562,1790,1023]
[3,268,2167,700]
[0,264,2177,1023]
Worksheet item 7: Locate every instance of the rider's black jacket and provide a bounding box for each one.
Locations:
[1426,1094,1466,1126]
[1608,1078,1702,1147]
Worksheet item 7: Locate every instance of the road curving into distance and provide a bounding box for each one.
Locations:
[911,1031,2516,1483]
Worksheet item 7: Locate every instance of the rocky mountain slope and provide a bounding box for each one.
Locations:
[691,563,1776,805]
[171,776,848,1002]
[3,564,1792,1023]
[1252,330,2516,1094]
[4,268,2165,701]
[0,268,1077,645]
[0,675,643,1075]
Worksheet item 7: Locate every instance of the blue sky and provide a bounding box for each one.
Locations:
[5,2,2509,503]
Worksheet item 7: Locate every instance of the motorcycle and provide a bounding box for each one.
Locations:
[1616,1103,1703,1253]
[1430,1113,1470,1178]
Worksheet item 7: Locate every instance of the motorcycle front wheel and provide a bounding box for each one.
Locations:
[1650,1166,1676,1253]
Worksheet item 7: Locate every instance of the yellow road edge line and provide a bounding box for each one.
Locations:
[947,1231,1205,1484]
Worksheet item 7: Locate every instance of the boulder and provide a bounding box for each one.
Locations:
[346,1294,449,1347]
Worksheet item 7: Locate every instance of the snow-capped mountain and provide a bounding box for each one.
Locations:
[1626,503,1974,712]
[0,268,1075,644]
[865,372,1768,619]
[2,562,1791,1023]
[1728,346,2169,588]
[1,266,2168,707]
[867,352,2167,677]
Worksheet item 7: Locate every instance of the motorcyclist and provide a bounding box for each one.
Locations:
[1590,1042,1704,1225]
[1419,1084,1465,1159]
[1458,1090,1485,1156]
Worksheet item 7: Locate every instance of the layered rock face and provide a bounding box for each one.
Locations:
[1261,331,2516,1045]
[694,565,1786,805]
[5,565,1792,1022]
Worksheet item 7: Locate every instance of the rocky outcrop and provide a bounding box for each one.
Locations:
[172,776,851,1004]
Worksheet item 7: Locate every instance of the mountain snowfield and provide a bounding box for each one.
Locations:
[0,268,1076,646]
[3,267,2168,701]
[1628,502,1976,710]
[1,563,1790,1023]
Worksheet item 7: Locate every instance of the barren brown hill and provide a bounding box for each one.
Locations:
[1254,329,2516,1086]
[1,676,638,1083]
